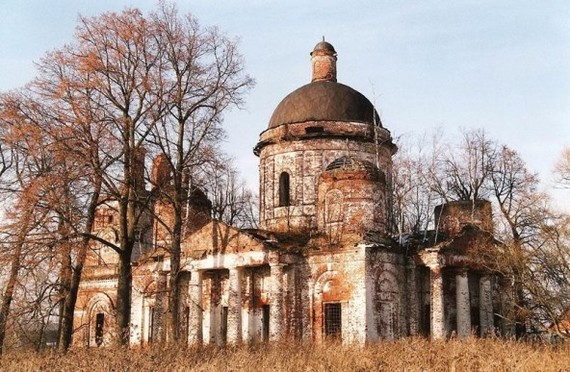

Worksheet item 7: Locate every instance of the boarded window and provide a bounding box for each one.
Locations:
[95,313,104,346]
[279,172,290,206]
[324,303,342,339]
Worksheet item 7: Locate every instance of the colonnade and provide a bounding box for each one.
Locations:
[186,263,285,345]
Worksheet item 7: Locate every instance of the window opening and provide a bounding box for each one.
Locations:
[305,126,323,134]
[95,313,104,346]
[148,306,155,343]
[279,172,290,207]
[262,305,270,341]
[324,303,342,339]
[423,304,431,337]
[221,306,229,344]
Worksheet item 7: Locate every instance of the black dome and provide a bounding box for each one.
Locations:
[268,81,381,129]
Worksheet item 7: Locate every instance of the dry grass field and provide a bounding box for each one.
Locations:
[0,338,568,371]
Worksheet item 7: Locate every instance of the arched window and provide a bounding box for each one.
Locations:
[95,313,105,346]
[279,172,290,207]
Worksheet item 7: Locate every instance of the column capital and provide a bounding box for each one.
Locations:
[420,250,444,270]
[268,250,281,265]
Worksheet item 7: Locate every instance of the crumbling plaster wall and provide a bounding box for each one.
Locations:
[258,130,392,233]
[73,279,117,347]
[317,175,385,238]
[303,246,368,343]
[365,249,406,341]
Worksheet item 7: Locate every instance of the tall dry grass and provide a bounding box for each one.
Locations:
[0,338,568,371]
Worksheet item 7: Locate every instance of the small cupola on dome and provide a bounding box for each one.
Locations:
[311,38,337,82]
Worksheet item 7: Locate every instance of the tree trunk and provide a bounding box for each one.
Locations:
[56,241,72,349]
[116,251,133,345]
[57,182,100,351]
[0,240,23,355]
[166,207,182,342]
[510,238,528,339]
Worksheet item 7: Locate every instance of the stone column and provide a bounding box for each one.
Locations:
[227,267,242,343]
[269,263,285,341]
[456,270,471,338]
[430,267,445,339]
[129,287,144,346]
[479,275,495,336]
[188,270,203,345]
[406,262,419,336]
[154,271,168,343]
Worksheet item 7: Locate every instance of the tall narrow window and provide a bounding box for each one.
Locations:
[221,306,229,345]
[95,313,105,346]
[262,305,270,341]
[279,172,290,206]
[148,306,155,344]
[324,303,342,339]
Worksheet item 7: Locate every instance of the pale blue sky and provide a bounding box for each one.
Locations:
[1,1,569,206]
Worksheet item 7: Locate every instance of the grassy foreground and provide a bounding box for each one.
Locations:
[1,338,568,371]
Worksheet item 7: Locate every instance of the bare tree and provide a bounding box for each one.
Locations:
[394,127,562,337]
[434,128,496,202]
[392,129,445,236]
[145,2,254,341]
[0,90,58,354]
[196,157,258,229]
[0,85,104,351]
[54,9,163,345]
[554,146,570,187]
[525,213,570,336]
[0,3,253,348]
[489,145,547,337]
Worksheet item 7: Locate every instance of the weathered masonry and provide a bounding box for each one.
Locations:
[73,41,507,347]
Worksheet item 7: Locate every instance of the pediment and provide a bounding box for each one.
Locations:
[182,221,267,258]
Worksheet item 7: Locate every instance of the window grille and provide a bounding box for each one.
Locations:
[324,303,342,339]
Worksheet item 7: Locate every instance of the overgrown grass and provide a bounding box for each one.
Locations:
[1,338,568,371]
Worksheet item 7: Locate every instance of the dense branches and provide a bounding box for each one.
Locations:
[393,127,570,337]
[0,2,253,350]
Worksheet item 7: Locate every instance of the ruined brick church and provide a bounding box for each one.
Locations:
[73,41,506,347]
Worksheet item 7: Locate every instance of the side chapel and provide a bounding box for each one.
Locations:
[73,41,507,347]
